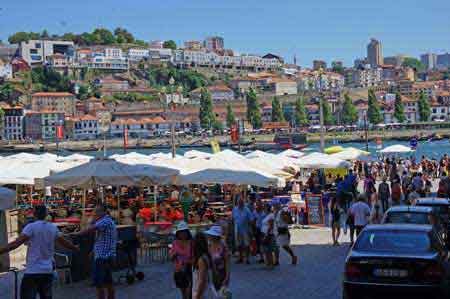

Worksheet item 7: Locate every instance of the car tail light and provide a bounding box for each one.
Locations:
[424,264,445,282]
[345,262,362,279]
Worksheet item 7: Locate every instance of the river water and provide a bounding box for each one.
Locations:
[79,139,450,160]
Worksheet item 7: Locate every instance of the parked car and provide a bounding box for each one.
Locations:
[383,206,447,244]
[416,198,450,225]
[343,224,450,299]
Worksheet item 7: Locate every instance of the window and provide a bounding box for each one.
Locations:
[35,43,41,48]
[30,49,38,54]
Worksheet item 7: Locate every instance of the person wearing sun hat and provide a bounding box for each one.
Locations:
[170,222,193,299]
[204,225,230,295]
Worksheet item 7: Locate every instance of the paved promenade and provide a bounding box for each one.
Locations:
[1,228,350,299]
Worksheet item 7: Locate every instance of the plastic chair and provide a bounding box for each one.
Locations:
[54,253,72,285]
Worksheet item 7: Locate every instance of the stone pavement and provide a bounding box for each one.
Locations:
[1,228,350,299]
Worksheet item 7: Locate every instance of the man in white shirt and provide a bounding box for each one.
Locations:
[0,205,79,299]
[349,195,371,236]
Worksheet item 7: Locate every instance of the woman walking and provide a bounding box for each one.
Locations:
[330,198,341,246]
[204,226,230,296]
[192,233,214,299]
[170,222,193,299]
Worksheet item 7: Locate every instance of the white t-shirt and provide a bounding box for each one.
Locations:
[261,213,275,235]
[22,220,61,274]
[350,202,371,227]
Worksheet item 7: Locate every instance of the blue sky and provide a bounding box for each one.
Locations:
[1,0,449,66]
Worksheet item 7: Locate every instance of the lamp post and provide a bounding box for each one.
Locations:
[168,77,176,158]
[319,69,325,153]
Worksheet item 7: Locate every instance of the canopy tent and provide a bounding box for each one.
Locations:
[0,187,16,210]
[324,146,344,154]
[4,153,40,161]
[329,147,370,161]
[278,149,305,159]
[176,156,285,187]
[111,152,149,160]
[59,154,93,161]
[245,150,299,173]
[296,152,351,169]
[379,144,415,154]
[184,150,213,159]
[0,158,65,185]
[43,158,180,189]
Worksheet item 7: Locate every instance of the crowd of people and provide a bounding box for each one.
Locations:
[329,154,450,246]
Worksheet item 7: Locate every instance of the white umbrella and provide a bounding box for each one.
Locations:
[178,151,285,187]
[59,153,93,161]
[379,144,415,154]
[330,147,370,161]
[5,153,39,161]
[297,152,351,169]
[184,150,213,159]
[278,149,305,159]
[0,187,15,210]
[44,158,179,189]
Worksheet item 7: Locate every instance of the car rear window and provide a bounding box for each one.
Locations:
[385,212,430,225]
[354,230,431,253]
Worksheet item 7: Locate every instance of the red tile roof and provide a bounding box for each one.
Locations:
[32,92,74,97]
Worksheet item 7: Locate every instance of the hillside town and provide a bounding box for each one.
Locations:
[0,29,449,143]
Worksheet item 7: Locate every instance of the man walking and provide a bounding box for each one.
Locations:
[0,205,79,299]
[378,177,390,212]
[232,197,253,264]
[75,205,117,299]
[349,195,371,236]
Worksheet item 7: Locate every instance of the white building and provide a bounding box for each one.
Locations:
[173,49,282,70]
[128,48,150,61]
[104,48,123,59]
[352,67,382,88]
[3,106,24,141]
[149,40,164,49]
[19,40,74,65]
[71,115,99,140]
[0,61,13,79]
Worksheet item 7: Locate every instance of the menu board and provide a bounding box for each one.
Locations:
[305,194,324,226]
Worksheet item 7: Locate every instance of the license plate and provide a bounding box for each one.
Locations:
[373,268,408,278]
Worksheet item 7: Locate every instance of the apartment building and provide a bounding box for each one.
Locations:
[19,40,74,66]
[128,48,150,61]
[65,114,99,140]
[31,92,76,116]
[3,106,24,140]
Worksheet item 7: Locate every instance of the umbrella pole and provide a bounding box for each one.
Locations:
[117,193,120,225]
[154,185,158,222]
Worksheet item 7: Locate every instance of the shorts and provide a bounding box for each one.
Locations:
[20,274,53,299]
[174,267,192,289]
[93,258,114,288]
[277,233,290,247]
[262,234,279,253]
[235,233,250,248]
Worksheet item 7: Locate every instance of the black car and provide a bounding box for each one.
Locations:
[383,206,438,225]
[416,198,450,224]
[343,224,450,299]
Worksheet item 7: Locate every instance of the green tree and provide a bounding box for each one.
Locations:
[246,88,262,129]
[212,120,224,132]
[199,88,215,129]
[294,96,309,127]
[77,85,90,100]
[321,97,335,125]
[271,97,285,122]
[418,90,431,122]
[163,40,177,50]
[367,89,382,124]
[91,28,115,45]
[8,32,32,44]
[393,92,406,123]
[341,93,358,125]
[114,27,135,44]
[0,83,15,102]
[331,61,344,74]
[226,103,236,128]
[402,57,425,72]
[0,107,4,139]
[41,29,50,39]
[31,67,71,92]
